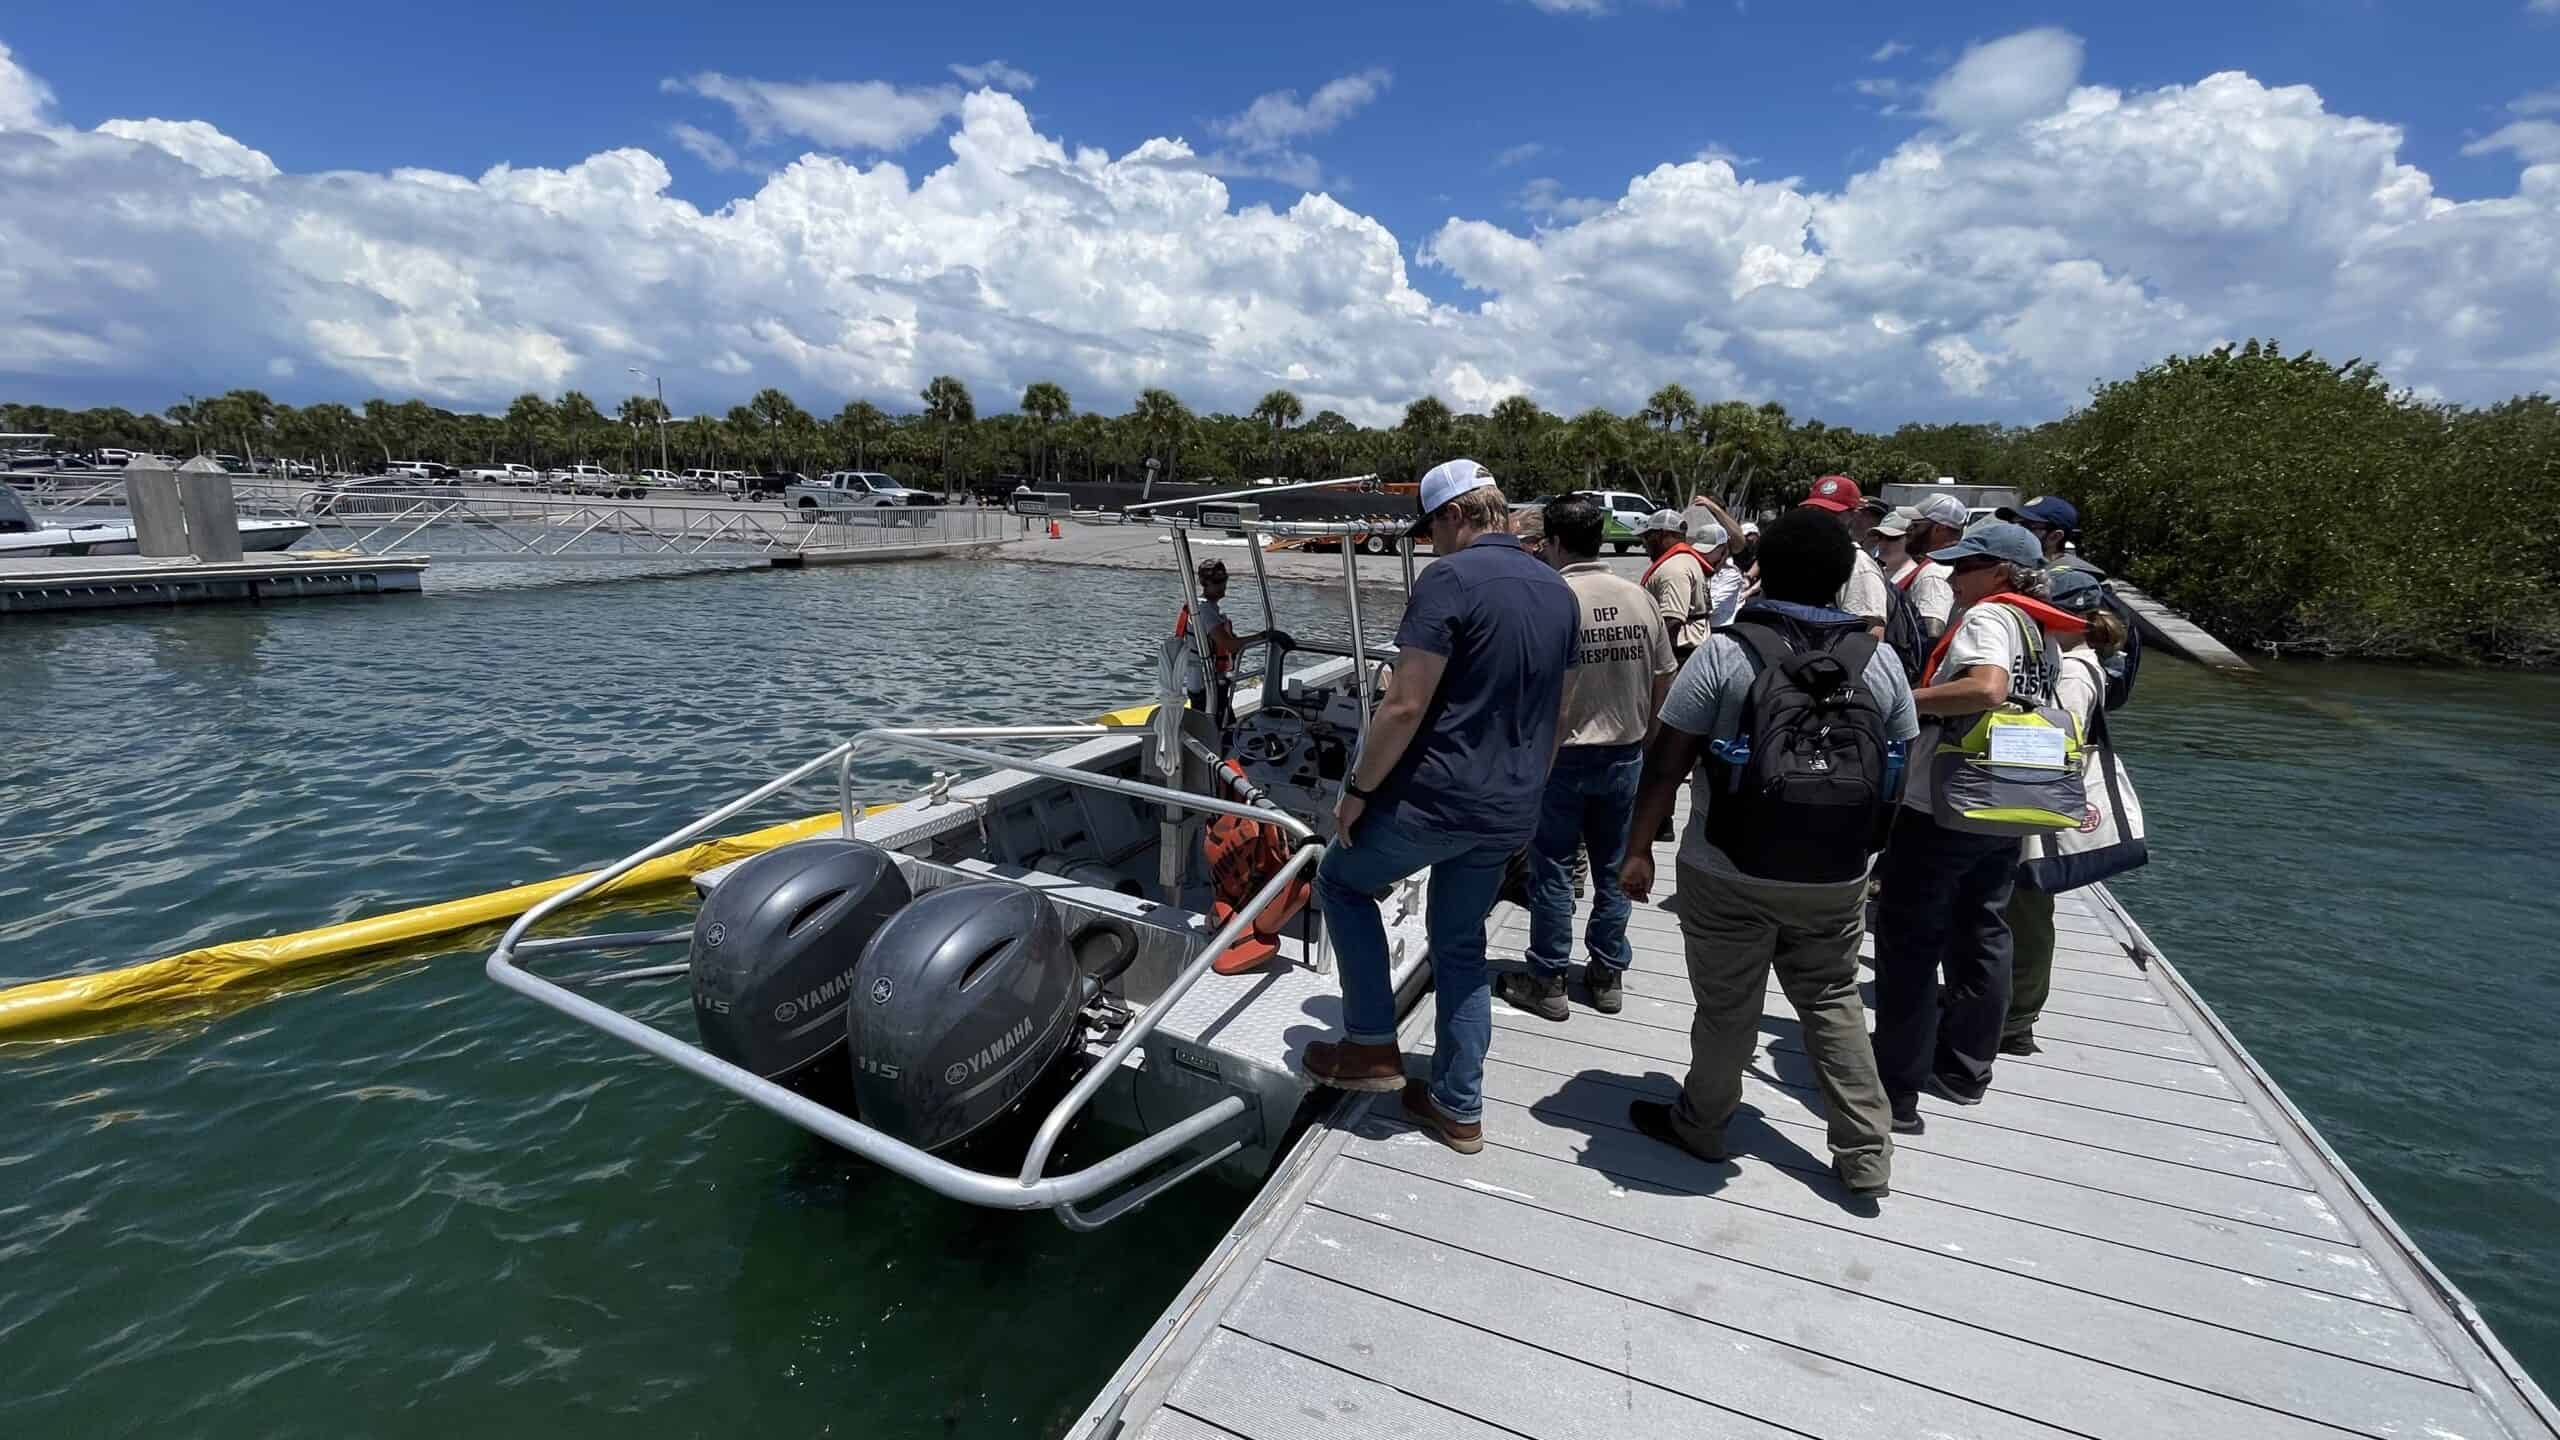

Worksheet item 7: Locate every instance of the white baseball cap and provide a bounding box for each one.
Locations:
[1639,508,1687,535]
[1416,458,1498,516]
[1691,520,1729,548]
[1914,493,1970,531]
[1873,506,1917,538]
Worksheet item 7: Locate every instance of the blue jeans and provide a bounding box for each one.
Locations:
[1315,810,1515,1123]
[1524,743,1644,978]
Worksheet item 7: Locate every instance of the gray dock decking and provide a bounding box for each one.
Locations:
[1081,800,2558,1440]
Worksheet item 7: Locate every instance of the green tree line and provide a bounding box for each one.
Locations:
[9,344,2555,661]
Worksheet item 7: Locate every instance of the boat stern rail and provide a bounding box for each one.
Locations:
[487,724,1322,1228]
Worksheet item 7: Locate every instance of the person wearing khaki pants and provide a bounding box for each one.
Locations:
[1669,861,1891,1187]
[1619,509,1915,1199]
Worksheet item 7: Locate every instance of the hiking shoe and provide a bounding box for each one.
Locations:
[1833,1157,1890,1200]
[1923,1073,1984,1107]
[1302,1039,1406,1093]
[1401,1080,1484,1154]
[1628,1099,1727,1162]
[1583,963,1624,1014]
[1999,1032,2041,1057]
[1497,971,1569,1023]
[1890,1094,1926,1135]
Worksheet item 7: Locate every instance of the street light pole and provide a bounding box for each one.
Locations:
[628,366,670,474]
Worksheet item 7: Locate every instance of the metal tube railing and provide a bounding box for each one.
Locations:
[488,724,1323,1224]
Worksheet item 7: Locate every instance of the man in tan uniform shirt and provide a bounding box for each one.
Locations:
[1638,508,1714,663]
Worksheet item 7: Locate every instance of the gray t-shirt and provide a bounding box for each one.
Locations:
[1658,615,1920,886]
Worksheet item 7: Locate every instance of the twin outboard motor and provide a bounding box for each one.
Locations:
[689,839,911,1084]
[850,880,1135,1152]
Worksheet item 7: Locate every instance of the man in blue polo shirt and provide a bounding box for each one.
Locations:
[1302,459,1579,1155]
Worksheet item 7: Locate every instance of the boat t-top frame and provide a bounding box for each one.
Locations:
[486,476,1421,1228]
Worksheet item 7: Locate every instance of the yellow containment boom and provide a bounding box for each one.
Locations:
[0,807,882,1039]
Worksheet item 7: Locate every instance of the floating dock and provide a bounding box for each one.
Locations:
[1079,799,2556,1440]
[0,552,427,614]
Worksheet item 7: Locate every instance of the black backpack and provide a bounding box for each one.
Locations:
[1706,620,1895,885]
[1879,577,1929,685]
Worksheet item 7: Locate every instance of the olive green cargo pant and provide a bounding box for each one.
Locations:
[2003,878,2057,1047]
[1669,860,1894,1190]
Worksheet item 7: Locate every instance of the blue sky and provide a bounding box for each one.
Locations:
[2,1,2556,426]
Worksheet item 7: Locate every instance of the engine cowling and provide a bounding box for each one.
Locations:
[688,839,911,1084]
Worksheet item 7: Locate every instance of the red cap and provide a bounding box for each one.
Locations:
[1800,474,1862,513]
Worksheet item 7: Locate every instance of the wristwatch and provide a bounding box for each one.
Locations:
[1345,780,1376,800]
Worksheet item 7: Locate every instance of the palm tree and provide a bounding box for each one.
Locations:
[554,391,605,465]
[1019,381,1070,481]
[746,387,808,471]
[1398,395,1454,475]
[1251,388,1303,478]
[504,394,552,467]
[921,375,976,491]
[1130,387,1191,484]
[834,400,889,468]
[1486,395,1547,484]
[1642,383,1698,434]
[1564,406,1626,487]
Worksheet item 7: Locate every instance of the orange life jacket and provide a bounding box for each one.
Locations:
[1174,605,1235,674]
[1201,760,1311,975]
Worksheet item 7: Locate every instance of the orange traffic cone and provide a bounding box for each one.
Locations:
[1048,519,1062,540]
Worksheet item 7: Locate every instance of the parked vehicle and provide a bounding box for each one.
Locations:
[745,471,802,498]
[96,448,135,465]
[787,471,938,517]
[636,469,682,488]
[679,468,731,493]
[382,461,462,485]
[1567,489,1665,554]
[543,464,645,498]
[467,462,542,487]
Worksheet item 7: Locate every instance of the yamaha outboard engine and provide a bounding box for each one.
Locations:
[849,880,1134,1152]
[689,839,911,1084]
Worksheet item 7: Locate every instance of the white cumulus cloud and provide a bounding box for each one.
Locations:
[949,60,1036,92]
[662,72,961,151]
[0,37,52,128]
[0,31,2555,432]
[1927,27,2086,130]
[1214,69,1392,149]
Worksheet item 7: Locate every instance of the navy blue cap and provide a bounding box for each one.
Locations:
[1996,495,2080,531]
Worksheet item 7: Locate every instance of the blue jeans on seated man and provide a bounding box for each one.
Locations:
[1315,808,1517,1124]
[1524,743,1644,979]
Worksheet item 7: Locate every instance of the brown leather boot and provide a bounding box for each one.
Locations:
[1401,1079,1485,1154]
[1302,1038,1406,1092]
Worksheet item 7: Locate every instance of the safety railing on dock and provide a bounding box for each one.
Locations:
[286,488,1006,562]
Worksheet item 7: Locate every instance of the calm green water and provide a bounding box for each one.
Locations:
[2,562,2555,1435]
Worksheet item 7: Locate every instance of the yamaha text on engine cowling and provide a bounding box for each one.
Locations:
[688,839,912,1084]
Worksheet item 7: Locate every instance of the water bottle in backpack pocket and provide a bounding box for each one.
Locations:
[1705,623,1895,885]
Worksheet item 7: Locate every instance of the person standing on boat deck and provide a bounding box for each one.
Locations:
[1174,558,1240,726]
[1638,510,1714,665]
[1892,493,1969,639]
[1800,476,1890,638]
[1871,520,2051,1134]
[1495,495,1676,1025]
[2003,569,2128,1055]
[1617,508,1912,1197]
[1303,460,1578,1156]
[1998,494,2101,575]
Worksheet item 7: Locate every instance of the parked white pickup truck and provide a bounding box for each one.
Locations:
[785,471,938,519]
[467,462,542,486]
[543,464,645,498]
